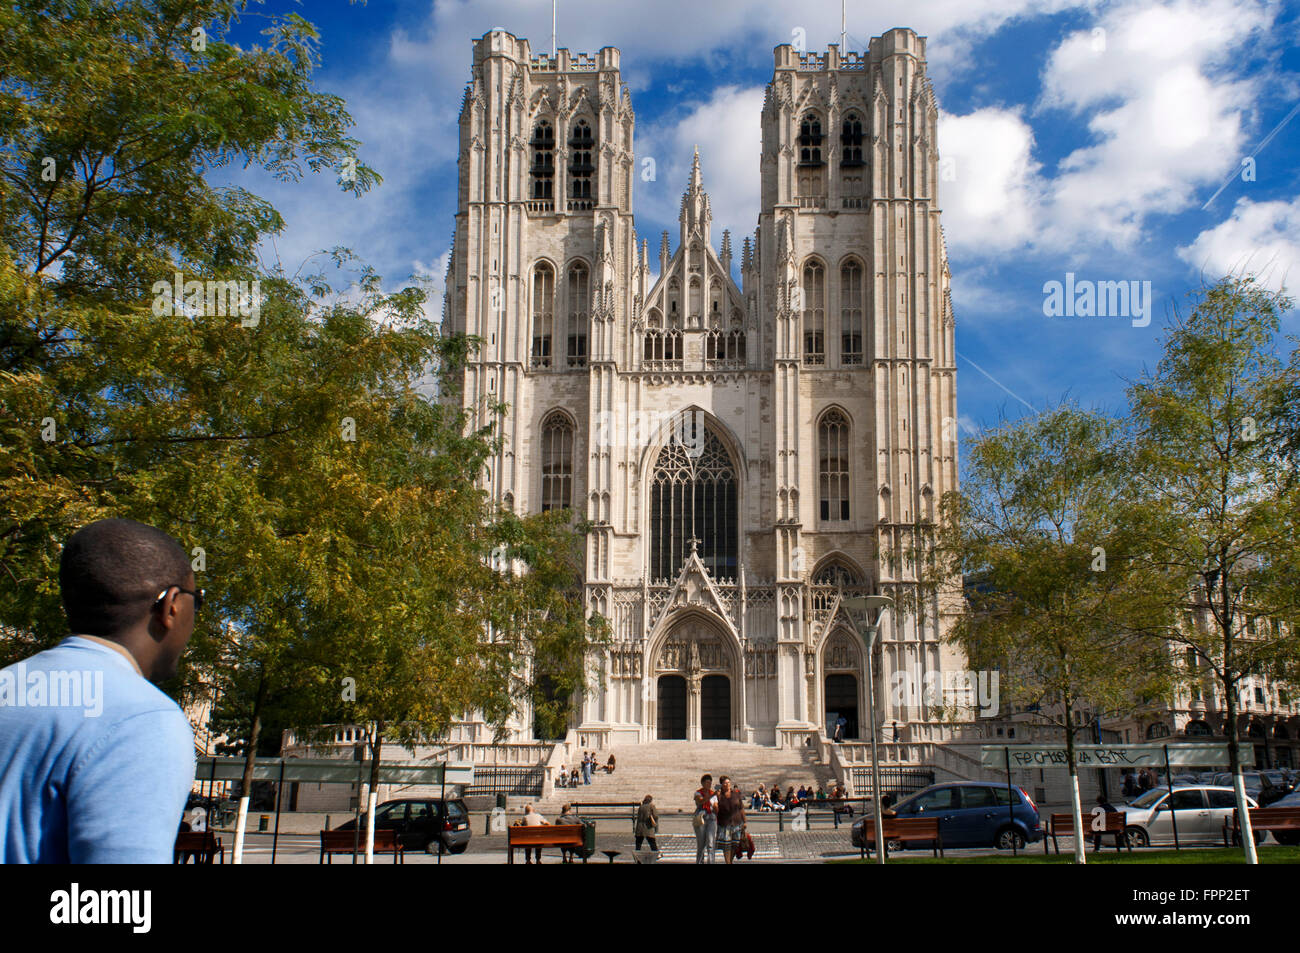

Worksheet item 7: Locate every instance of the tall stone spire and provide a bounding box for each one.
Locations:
[679,144,712,246]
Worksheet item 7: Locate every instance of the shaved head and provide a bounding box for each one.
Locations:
[60,518,192,636]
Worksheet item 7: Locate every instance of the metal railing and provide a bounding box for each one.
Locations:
[464,766,545,798]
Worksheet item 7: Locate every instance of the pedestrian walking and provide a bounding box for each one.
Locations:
[715,775,747,865]
[635,794,659,852]
[0,519,199,863]
[693,774,718,864]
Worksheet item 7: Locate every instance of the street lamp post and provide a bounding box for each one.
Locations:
[842,593,894,866]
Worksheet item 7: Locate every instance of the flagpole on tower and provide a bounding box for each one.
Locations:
[552,0,557,56]
[841,0,846,52]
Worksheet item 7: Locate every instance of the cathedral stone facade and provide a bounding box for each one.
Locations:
[441,27,964,750]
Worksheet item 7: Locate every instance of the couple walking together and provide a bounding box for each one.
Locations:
[693,773,747,864]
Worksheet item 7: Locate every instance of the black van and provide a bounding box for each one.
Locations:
[334,798,472,854]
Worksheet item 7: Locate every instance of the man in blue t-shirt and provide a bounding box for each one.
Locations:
[0,518,199,863]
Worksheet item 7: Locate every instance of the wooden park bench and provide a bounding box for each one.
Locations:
[1222,807,1300,847]
[506,824,588,864]
[174,831,224,864]
[1046,811,1129,854]
[857,817,943,858]
[318,829,404,863]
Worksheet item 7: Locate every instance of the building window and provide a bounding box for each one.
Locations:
[799,112,824,166]
[802,261,825,365]
[841,112,864,167]
[530,121,554,202]
[650,426,738,581]
[819,409,850,521]
[530,263,555,369]
[706,311,746,369]
[568,119,595,207]
[540,411,574,512]
[841,260,863,365]
[566,263,588,368]
[643,310,681,370]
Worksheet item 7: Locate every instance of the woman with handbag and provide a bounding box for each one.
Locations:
[634,794,659,852]
[714,775,747,865]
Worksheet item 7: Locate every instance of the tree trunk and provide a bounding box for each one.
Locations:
[232,671,268,865]
[1221,581,1257,863]
[365,723,384,865]
[1064,720,1086,865]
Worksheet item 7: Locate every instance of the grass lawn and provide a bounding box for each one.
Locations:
[832,845,1300,864]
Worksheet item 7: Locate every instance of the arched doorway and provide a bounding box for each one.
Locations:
[821,627,863,741]
[825,673,859,740]
[650,614,739,742]
[657,675,687,739]
[701,675,731,739]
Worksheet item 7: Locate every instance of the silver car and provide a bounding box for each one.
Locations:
[1117,785,1258,847]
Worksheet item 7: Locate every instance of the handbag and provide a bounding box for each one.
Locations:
[743,830,755,859]
[692,810,705,832]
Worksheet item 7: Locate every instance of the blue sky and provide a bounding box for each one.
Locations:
[226,0,1300,441]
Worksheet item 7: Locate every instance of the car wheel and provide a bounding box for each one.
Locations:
[424,838,445,855]
[1124,827,1149,849]
[996,827,1025,851]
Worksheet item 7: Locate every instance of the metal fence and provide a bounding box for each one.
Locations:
[463,765,545,797]
[846,767,935,800]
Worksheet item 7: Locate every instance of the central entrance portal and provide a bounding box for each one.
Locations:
[652,614,738,742]
[657,675,687,739]
[701,675,730,739]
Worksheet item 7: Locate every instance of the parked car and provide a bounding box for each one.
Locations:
[1117,785,1258,847]
[333,798,472,854]
[850,781,1042,851]
[1205,771,1295,805]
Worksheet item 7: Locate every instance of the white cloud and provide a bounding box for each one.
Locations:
[636,85,766,246]
[941,0,1278,259]
[1177,196,1300,293]
[938,108,1044,254]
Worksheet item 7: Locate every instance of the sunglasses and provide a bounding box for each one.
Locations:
[154,586,206,613]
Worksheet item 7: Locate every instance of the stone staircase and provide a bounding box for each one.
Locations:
[531,741,838,815]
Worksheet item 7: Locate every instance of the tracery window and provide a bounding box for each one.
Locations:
[819,409,850,521]
[540,411,574,512]
[568,119,595,206]
[530,263,555,369]
[530,121,554,201]
[803,260,825,365]
[650,427,738,580]
[841,260,863,365]
[566,263,588,368]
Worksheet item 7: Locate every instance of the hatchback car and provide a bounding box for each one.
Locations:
[1117,785,1258,847]
[851,781,1042,851]
[333,798,472,854]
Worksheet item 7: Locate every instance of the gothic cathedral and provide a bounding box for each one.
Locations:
[442,27,964,750]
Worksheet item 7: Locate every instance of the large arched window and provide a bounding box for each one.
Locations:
[566,263,588,368]
[840,260,863,365]
[802,261,825,365]
[530,121,555,201]
[819,409,850,521]
[568,119,595,207]
[650,426,738,581]
[540,411,574,512]
[811,560,865,614]
[530,263,555,369]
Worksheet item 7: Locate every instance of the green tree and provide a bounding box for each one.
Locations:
[1126,275,1300,863]
[937,406,1176,863]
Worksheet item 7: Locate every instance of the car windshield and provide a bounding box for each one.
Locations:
[1128,789,1165,809]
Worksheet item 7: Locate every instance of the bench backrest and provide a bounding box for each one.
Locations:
[1229,807,1300,829]
[507,824,585,845]
[174,832,219,850]
[858,817,940,838]
[1050,811,1123,834]
[319,830,400,851]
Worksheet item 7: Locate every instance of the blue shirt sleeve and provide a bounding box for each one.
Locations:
[65,709,195,864]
